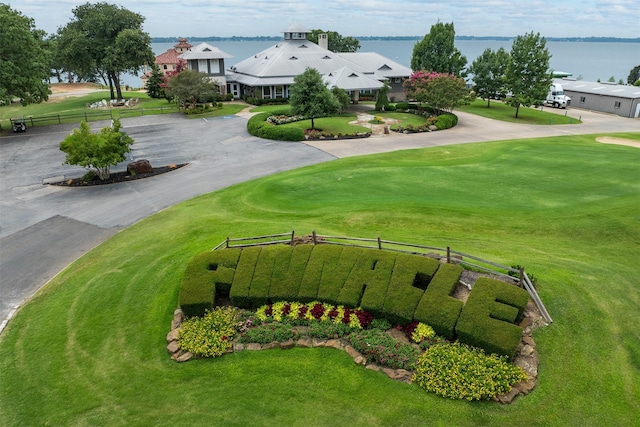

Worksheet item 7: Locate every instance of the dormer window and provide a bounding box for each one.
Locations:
[322,55,331,59]
[289,56,298,60]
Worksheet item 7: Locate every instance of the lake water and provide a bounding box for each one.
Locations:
[122,39,639,88]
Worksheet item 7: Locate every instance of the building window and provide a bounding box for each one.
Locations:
[163,65,168,70]
[395,78,401,83]
[580,96,586,103]
[262,86,271,98]
[614,101,621,109]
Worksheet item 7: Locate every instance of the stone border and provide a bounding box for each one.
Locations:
[166,306,539,404]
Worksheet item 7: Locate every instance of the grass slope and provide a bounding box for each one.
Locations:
[1,133,639,426]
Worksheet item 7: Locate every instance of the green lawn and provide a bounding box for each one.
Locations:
[458,99,582,124]
[1,133,639,425]
[0,91,246,129]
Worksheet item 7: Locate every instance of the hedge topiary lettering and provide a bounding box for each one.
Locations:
[180,245,531,357]
[179,249,241,317]
[455,277,529,359]
[413,263,464,339]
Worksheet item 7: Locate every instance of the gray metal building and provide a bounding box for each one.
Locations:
[556,79,640,118]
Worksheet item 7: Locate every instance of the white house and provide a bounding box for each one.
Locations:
[225,23,412,102]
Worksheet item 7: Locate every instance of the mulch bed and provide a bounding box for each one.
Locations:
[51,163,188,187]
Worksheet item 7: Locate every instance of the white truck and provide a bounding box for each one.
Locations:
[544,83,571,108]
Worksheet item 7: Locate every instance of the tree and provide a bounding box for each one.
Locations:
[375,81,390,111]
[403,71,469,113]
[164,70,221,108]
[503,32,552,118]
[411,22,467,77]
[331,86,351,113]
[307,30,360,52]
[56,2,154,100]
[146,65,165,98]
[627,65,640,85]
[0,4,51,106]
[468,47,510,107]
[60,119,133,180]
[289,67,340,129]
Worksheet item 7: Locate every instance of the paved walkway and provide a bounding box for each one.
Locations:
[1,106,638,330]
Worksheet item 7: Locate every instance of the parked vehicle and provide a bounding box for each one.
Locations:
[11,117,26,132]
[543,83,571,108]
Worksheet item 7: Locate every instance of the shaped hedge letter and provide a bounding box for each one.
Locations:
[179,249,241,317]
[455,277,530,358]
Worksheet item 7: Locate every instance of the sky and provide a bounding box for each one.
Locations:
[10,0,640,39]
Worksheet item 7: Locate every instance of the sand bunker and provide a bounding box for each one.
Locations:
[596,137,640,148]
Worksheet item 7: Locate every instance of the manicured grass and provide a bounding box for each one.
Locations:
[1,133,639,425]
[281,114,371,134]
[458,99,582,124]
[377,111,428,127]
[0,91,245,129]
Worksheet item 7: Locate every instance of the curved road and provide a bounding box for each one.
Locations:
[1,107,638,330]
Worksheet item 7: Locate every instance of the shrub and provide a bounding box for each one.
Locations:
[413,263,464,339]
[455,277,529,359]
[369,318,392,331]
[413,342,527,400]
[306,321,354,339]
[179,249,241,317]
[435,113,458,130]
[178,307,247,357]
[229,246,262,309]
[347,329,421,370]
[239,323,298,344]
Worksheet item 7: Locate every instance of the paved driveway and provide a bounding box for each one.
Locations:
[0,107,638,329]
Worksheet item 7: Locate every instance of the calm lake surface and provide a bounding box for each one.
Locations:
[123,39,639,87]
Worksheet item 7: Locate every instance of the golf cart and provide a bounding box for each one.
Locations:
[11,117,26,132]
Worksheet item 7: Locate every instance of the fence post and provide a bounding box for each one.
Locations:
[225,237,229,248]
[447,246,451,263]
[57,114,61,124]
[30,117,34,127]
[312,230,317,245]
[290,230,295,245]
[519,266,525,286]
[377,236,382,250]
[84,112,88,122]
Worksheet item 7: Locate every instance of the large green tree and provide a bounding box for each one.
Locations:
[469,47,510,107]
[59,119,133,180]
[307,30,360,52]
[504,32,552,118]
[411,22,467,77]
[289,67,340,129]
[0,4,51,106]
[627,65,640,85]
[164,70,222,108]
[56,2,154,100]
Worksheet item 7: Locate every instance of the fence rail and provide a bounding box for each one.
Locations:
[3,106,179,130]
[215,230,553,323]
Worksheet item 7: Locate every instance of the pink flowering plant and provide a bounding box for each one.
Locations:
[403,70,469,113]
[255,301,373,329]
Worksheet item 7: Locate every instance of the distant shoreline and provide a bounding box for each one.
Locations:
[151,36,640,43]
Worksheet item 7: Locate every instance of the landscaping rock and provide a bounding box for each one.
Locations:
[354,356,367,365]
[262,342,280,350]
[325,339,343,350]
[245,343,261,351]
[496,387,520,404]
[166,341,179,354]
[296,337,313,348]
[127,159,153,175]
[514,379,537,395]
[365,364,380,371]
[279,339,295,349]
[312,338,327,347]
[344,345,361,359]
[176,351,193,363]
[166,329,180,342]
[233,342,244,352]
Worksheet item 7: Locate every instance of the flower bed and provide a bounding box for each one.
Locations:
[172,302,530,402]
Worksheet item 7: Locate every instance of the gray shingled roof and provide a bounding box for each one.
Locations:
[323,67,384,91]
[339,52,412,79]
[180,42,233,60]
[557,79,640,99]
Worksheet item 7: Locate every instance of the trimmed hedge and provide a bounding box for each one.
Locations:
[413,263,464,339]
[247,111,305,141]
[297,245,344,302]
[435,113,458,130]
[381,254,439,325]
[181,245,532,357]
[338,249,396,310]
[179,249,241,317]
[229,246,262,309]
[455,277,529,359]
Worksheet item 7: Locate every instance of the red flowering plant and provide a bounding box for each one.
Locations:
[255,301,372,329]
